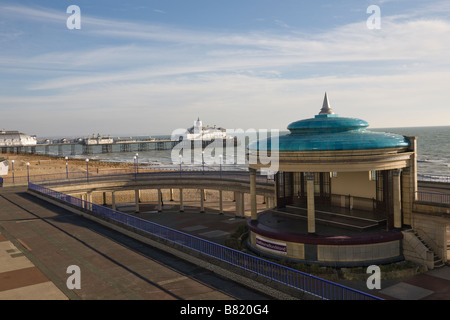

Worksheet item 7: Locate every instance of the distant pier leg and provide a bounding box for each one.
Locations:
[102,144,112,154]
[120,144,130,153]
[82,145,90,155]
[138,143,149,152]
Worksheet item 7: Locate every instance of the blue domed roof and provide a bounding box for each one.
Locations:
[248,94,411,152]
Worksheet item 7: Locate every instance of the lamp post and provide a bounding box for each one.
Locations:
[219,154,222,179]
[26,162,30,183]
[179,154,182,177]
[11,160,14,183]
[65,156,69,179]
[202,151,205,174]
[133,156,137,180]
[135,153,139,174]
[86,158,89,183]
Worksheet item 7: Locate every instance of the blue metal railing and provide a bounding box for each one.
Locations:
[3,168,274,185]
[418,174,450,184]
[416,191,450,205]
[28,182,382,300]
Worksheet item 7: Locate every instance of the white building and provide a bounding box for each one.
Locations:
[0,158,8,175]
[0,129,37,147]
[179,118,231,142]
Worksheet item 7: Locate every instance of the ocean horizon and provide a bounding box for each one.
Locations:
[35,125,450,179]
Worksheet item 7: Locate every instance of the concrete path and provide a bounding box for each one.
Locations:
[1,185,449,300]
[0,187,269,300]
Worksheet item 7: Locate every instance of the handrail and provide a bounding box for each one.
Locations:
[28,182,382,300]
[2,167,274,185]
[4,170,275,187]
[418,174,450,184]
[416,191,450,205]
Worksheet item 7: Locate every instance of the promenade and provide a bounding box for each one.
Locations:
[1,181,450,300]
[0,186,269,300]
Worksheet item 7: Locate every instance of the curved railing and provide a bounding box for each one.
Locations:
[2,167,274,186]
[28,182,382,300]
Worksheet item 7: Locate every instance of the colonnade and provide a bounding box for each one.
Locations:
[249,168,404,234]
[77,187,275,218]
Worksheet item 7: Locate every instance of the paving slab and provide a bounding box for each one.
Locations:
[380,282,434,300]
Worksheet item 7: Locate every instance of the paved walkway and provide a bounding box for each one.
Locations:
[378,267,450,300]
[0,187,268,300]
[1,186,449,300]
[0,233,67,300]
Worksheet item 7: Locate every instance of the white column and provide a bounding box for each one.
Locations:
[200,189,205,213]
[179,188,184,212]
[112,191,116,210]
[235,192,240,217]
[219,190,223,215]
[393,169,402,229]
[158,189,162,212]
[306,172,316,234]
[250,168,257,220]
[235,192,244,218]
[135,189,140,213]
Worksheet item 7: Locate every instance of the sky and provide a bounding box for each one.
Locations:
[1,0,450,138]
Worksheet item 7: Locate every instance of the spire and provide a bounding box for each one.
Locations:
[319,92,334,115]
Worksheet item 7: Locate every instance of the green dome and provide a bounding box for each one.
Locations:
[248,94,411,152]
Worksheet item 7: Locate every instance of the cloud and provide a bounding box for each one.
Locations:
[1,2,450,136]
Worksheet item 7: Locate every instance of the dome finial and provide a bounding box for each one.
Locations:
[319,92,334,115]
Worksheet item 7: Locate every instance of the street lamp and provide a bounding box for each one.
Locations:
[202,151,205,174]
[133,156,137,180]
[65,156,69,179]
[135,153,139,174]
[85,158,89,183]
[26,162,30,183]
[11,160,14,183]
[179,154,182,177]
[219,154,222,179]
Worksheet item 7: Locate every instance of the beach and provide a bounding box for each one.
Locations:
[0,153,248,209]
[1,154,135,178]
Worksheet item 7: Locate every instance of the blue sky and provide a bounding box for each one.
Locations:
[1,0,450,137]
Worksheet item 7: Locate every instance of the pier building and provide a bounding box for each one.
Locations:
[247,93,420,267]
[0,129,37,153]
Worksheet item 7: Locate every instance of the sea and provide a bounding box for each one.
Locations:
[37,126,450,180]
[372,126,450,181]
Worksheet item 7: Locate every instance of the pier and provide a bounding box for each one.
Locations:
[1,138,179,156]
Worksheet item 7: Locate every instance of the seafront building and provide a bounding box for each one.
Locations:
[0,129,36,149]
[247,93,448,268]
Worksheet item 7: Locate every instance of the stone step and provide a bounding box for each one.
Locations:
[412,230,445,269]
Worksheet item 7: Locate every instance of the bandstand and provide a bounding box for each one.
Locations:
[247,93,418,267]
